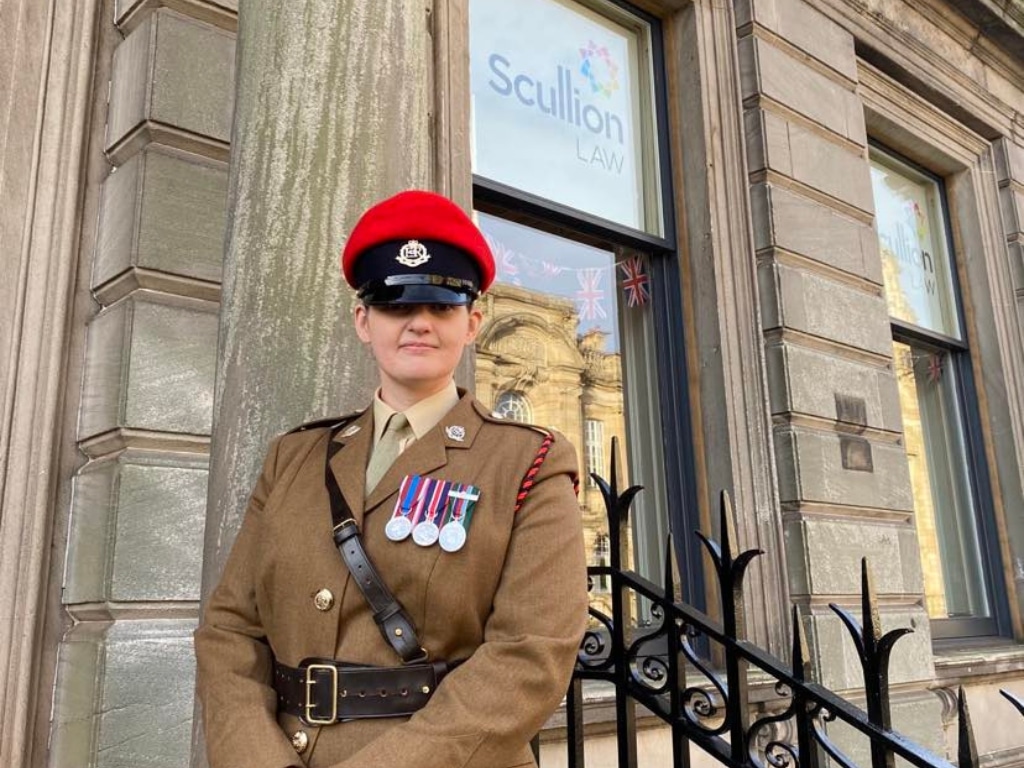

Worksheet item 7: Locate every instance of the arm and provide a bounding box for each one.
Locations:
[334,436,589,768]
[194,437,301,768]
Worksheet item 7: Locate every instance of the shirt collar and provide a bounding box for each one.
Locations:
[372,380,460,444]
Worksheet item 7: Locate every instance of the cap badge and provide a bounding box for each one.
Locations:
[397,239,431,267]
[445,425,466,442]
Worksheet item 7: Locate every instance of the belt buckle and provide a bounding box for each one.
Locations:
[304,663,339,725]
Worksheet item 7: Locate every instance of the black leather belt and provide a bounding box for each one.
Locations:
[274,658,455,724]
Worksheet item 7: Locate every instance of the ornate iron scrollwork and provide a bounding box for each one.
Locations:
[562,438,1023,768]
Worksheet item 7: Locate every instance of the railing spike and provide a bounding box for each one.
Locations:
[791,605,811,682]
[1002,688,1024,716]
[719,489,735,565]
[861,558,881,646]
[957,687,979,768]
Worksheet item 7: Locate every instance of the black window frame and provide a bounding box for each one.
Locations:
[470,0,704,608]
[870,140,1011,641]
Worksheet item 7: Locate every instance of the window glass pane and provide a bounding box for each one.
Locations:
[470,0,661,233]
[870,151,961,339]
[473,211,667,616]
[893,339,990,619]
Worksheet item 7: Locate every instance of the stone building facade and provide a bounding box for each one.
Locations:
[2,1,1023,767]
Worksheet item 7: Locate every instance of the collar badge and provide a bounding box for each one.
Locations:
[397,240,431,267]
[341,424,361,437]
[445,425,466,442]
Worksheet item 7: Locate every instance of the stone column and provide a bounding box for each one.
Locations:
[195,1,447,757]
[0,2,102,766]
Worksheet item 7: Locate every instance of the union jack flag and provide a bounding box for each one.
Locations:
[575,268,608,321]
[926,352,944,384]
[619,256,650,307]
[485,234,520,284]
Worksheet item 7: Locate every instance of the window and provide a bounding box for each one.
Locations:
[584,419,605,487]
[870,146,1003,637]
[469,0,700,601]
[494,391,533,423]
[594,534,611,593]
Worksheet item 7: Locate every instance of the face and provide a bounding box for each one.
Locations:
[354,303,483,407]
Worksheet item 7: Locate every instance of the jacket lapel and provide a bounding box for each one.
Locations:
[327,409,373,526]
[363,393,484,516]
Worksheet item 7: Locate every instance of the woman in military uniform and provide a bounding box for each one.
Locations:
[194,190,589,768]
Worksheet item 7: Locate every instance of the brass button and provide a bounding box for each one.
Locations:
[291,730,309,754]
[313,588,334,611]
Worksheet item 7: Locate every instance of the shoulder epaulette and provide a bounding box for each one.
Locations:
[286,410,364,435]
[477,405,554,440]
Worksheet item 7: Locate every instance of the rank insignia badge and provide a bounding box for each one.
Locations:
[387,475,480,552]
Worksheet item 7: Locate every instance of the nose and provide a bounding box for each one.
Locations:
[406,306,433,331]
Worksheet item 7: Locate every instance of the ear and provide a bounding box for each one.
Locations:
[465,306,484,344]
[354,303,371,343]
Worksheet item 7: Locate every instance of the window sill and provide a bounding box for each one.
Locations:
[932,640,1024,685]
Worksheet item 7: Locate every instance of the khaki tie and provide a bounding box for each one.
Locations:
[366,413,411,493]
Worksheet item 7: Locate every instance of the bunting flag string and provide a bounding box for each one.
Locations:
[576,268,608,321]
[619,255,650,307]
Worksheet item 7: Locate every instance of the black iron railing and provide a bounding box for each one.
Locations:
[556,441,1024,768]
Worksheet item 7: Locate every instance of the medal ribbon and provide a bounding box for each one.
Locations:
[420,479,451,525]
[443,483,480,529]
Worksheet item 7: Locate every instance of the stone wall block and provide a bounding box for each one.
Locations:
[79,295,218,438]
[48,628,104,767]
[738,0,857,80]
[824,690,945,761]
[804,607,934,691]
[774,426,913,510]
[751,182,882,281]
[962,680,1024,755]
[998,183,1024,237]
[740,35,865,146]
[80,302,131,439]
[995,137,1024,183]
[759,263,892,355]
[785,518,923,596]
[758,112,874,213]
[1009,241,1024,292]
[96,621,197,768]
[107,9,235,156]
[765,342,901,430]
[94,147,228,290]
[64,461,117,604]
[65,455,209,604]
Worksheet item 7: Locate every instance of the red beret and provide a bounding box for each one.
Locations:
[341,190,495,297]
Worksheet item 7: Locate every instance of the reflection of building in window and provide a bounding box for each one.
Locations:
[594,534,611,593]
[474,282,630,620]
[871,147,997,639]
[494,390,532,423]
[584,419,604,487]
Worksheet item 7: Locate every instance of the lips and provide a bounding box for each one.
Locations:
[400,343,438,350]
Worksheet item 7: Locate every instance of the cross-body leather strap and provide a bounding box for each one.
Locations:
[325,429,426,663]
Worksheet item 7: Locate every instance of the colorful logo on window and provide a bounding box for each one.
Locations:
[579,41,620,99]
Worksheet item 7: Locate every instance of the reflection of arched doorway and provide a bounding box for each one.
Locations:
[494,390,532,423]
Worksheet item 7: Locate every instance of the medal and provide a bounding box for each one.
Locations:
[413,520,440,546]
[412,478,451,547]
[386,475,424,542]
[438,522,467,552]
[411,481,452,548]
[438,484,480,553]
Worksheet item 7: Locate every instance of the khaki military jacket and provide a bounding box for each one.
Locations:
[195,392,589,768]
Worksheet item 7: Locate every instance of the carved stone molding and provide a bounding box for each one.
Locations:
[0,2,103,767]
